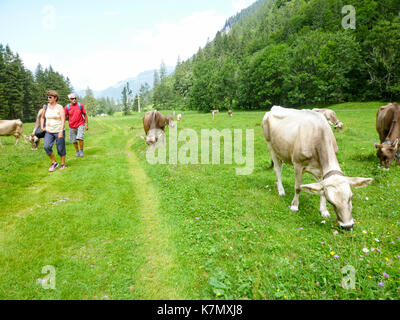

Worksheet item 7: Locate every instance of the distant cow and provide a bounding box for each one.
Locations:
[312,108,343,131]
[262,106,372,230]
[228,110,233,117]
[211,110,219,119]
[177,114,182,121]
[375,103,400,169]
[29,108,44,150]
[142,110,175,146]
[0,119,26,146]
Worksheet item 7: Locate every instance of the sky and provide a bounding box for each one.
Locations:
[0,0,256,91]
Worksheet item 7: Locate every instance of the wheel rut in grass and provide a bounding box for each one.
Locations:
[125,136,183,299]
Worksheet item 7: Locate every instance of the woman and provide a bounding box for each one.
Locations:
[40,90,67,171]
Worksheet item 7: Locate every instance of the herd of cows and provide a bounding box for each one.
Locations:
[1,103,399,230]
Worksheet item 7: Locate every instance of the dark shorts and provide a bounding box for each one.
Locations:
[44,131,66,156]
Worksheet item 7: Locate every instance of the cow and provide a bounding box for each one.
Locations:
[312,108,343,131]
[262,106,372,230]
[0,119,26,146]
[177,114,182,122]
[29,108,44,150]
[374,103,400,169]
[228,110,233,117]
[142,110,175,146]
[211,109,219,119]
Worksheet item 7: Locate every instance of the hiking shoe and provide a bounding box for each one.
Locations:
[79,150,84,157]
[76,151,81,157]
[48,162,59,172]
[59,164,67,170]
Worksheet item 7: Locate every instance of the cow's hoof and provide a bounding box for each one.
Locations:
[321,210,331,218]
[289,205,299,212]
[278,191,286,197]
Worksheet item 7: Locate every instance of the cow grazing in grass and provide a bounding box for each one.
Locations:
[228,110,233,117]
[262,106,372,230]
[177,114,182,122]
[312,108,343,131]
[211,110,219,119]
[142,110,175,146]
[0,119,26,146]
[375,103,400,169]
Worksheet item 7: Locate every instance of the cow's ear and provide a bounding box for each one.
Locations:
[300,182,323,194]
[374,143,382,149]
[140,136,146,140]
[345,177,373,188]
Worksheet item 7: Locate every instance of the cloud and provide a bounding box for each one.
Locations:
[19,52,52,71]
[65,10,227,90]
[232,0,255,12]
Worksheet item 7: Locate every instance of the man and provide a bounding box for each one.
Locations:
[65,93,88,157]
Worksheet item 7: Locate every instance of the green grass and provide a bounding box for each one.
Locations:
[0,102,399,300]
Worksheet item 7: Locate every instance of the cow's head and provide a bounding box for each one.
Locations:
[29,133,40,150]
[334,121,343,131]
[141,128,164,146]
[375,139,399,169]
[301,175,372,230]
[165,115,175,128]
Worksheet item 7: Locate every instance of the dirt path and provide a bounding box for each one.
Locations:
[125,133,184,299]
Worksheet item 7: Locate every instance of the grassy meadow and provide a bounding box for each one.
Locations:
[0,102,399,300]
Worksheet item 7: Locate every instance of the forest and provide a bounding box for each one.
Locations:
[151,0,400,111]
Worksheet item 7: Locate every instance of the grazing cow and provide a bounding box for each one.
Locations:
[29,108,45,150]
[312,108,343,131]
[0,119,26,146]
[228,110,233,117]
[142,110,175,146]
[262,106,372,230]
[177,114,182,122]
[375,103,400,169]
[211,109,219,119]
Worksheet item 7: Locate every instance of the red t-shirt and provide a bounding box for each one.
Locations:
[65,103,86,129]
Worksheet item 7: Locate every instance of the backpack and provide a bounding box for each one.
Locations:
[34,104,48,138]
[66,102,84,119]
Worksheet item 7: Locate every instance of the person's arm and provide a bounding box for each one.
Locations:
[40,105,46,131]
[58,105,65,139]
[82,105,88,130]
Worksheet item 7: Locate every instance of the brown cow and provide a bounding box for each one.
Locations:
[0,119,26,146]
[262,106,372,230]
[375,103,400,169]
[211,109,219,119]
[228,110,233,117]
[142,110,175,146]
[312,108,343,131]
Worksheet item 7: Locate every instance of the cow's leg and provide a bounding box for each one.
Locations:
[319,194,330,218]
[267,142,285,196]
[14,134,19,146]
[290,164,303,212]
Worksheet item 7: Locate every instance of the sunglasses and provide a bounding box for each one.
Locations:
[70,97,77,100]
[47,96,54,99]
